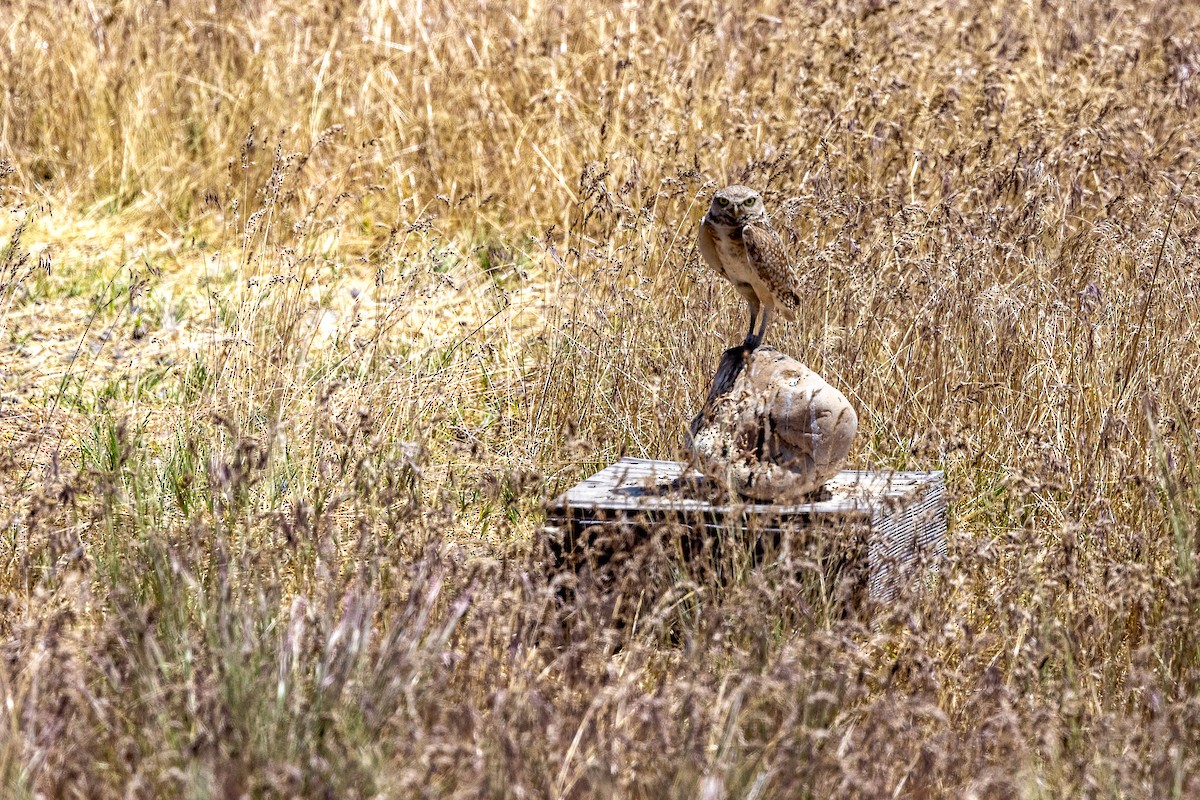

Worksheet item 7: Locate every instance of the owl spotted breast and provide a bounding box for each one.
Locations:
[697,185,800,349]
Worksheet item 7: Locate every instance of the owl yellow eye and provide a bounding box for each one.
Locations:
[744,198,756,207]
[716,197,730,207]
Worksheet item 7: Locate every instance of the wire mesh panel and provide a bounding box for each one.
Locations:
[545,457,946,603]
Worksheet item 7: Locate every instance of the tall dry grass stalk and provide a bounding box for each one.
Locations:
[2,0,1200,796]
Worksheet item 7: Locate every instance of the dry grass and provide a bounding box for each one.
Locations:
[3,0,1200,796]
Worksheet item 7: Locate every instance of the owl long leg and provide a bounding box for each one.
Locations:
[743,296,762,350]
[755,305,773,344]
[746,304,772,350]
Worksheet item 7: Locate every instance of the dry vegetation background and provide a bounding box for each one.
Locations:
[2,0,1200,796]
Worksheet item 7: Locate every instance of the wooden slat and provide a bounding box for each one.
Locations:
[552,458,936,520]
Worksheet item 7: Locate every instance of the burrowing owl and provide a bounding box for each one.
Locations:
[697,185,800,349]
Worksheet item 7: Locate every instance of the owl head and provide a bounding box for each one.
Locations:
[706,185,767,225]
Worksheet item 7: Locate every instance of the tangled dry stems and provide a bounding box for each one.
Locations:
[2,0,1200,796]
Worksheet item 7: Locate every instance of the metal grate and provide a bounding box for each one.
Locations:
[546,457,947,602]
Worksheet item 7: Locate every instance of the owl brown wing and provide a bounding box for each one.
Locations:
[697,218,722,276]
[743,222,800,316]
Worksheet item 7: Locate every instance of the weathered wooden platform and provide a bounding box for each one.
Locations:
[545,457,947,602]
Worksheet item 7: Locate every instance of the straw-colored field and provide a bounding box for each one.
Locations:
[3,0,1200,796]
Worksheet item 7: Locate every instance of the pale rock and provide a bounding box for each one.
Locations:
[688,345,858,500]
